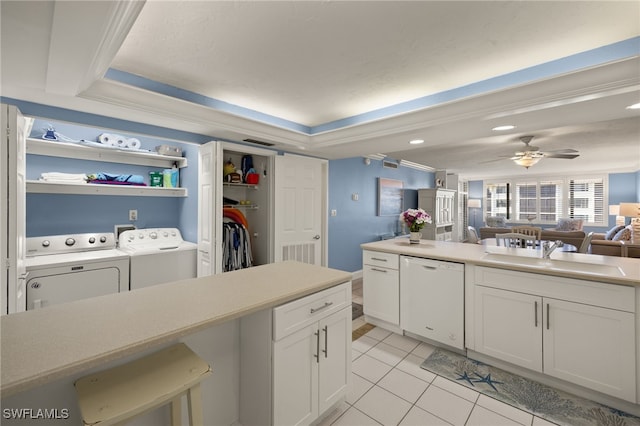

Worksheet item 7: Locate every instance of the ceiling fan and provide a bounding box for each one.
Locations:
[509,135,580,169]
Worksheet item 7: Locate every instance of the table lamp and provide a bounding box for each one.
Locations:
[619,203,640,244]
[467,199,481,229]
[609,205,625,227]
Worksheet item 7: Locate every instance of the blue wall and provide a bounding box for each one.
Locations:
[328,157,433,272]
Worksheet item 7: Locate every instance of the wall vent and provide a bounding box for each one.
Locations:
[282,243,315,264]
[243,138,275,147]
[382,160,398,169]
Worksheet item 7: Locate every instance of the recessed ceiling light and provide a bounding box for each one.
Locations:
[626,103,640,110]
[492,125,516,131]
[409,139,424,145]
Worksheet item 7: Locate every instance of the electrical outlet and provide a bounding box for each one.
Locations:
[331,209,337,217]
[129,209,138,221]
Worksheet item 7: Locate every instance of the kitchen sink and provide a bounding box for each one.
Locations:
[482,249,626,277]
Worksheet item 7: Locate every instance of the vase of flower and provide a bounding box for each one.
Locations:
[409,231,422,244]
[400,208,432,245]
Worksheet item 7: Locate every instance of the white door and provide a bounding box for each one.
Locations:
[197,142,222,276]
[273,323,318,426]
[274,154,326,266]
[318,307,351,414]
[543,298,636,402]
[1,104,27,314]
[474,286,543,372]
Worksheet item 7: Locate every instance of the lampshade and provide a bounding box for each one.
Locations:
[513,156,541,169]
[467,199,481,209]
[619,203,640,218]
[609,205,620,215]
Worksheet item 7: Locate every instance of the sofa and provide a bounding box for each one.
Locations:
[478,217,586,248]
[479,227,586,248]
[590,225,638,257]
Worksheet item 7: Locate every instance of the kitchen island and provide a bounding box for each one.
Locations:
[361,239,640,415]
[1,261,352,425]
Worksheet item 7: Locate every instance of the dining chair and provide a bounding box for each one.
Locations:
[496,232,537,248]
[511,226,542,244]
[466,226,480,244]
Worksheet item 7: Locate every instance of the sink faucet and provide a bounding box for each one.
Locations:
[542,240,564,259]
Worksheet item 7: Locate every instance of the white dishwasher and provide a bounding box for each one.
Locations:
[400,256,464,350]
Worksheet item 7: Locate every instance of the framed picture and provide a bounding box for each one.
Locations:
[378,178,404,216]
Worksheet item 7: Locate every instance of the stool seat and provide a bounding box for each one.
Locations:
[75,343,211,426]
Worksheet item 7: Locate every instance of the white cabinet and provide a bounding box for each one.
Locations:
[400,256,464,350]
[272,283,351,426]
[473,267,636,402]
[362,250,399,325]
[418,188,456,241]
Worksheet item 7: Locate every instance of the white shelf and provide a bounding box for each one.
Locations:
[223,204,258,210]
[223,182,258,189]
[26,138,187,168]
[27,180,187,197]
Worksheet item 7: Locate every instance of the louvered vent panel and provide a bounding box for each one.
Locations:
[282,243,315,264]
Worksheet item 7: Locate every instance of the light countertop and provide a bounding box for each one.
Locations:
[361,239,640,286]
[0,261,352,398]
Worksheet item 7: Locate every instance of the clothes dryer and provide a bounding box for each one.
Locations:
[118,228,197,290]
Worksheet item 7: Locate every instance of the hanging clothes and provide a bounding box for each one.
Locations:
[222,222,253,272]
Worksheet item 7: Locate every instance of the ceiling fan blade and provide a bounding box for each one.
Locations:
[479,158,508,164]
[543,148,579,154]
[545,153,580,159]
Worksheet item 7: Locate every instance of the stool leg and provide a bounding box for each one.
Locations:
[170,396,182,426]
[187,383,204,426]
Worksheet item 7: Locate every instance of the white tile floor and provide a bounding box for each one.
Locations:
[320,326,558,426]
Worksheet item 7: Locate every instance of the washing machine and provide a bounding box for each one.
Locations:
[24,233,129,311]
[118,228,197,290]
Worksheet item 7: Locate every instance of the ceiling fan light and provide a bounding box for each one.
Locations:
[513,156,541,169]
[626,103,640,110]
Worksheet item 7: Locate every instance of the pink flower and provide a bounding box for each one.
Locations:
[399,208,432,232]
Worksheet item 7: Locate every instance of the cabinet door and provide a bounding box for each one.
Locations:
[273,324,318,426]
[543,298,636,402]
[318,307,351,414]
[474,286,543,372]
[363,265,399,325]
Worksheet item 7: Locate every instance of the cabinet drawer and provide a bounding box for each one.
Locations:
[273,282,351,341]
[474,267,635,312]
[363,250,399,270]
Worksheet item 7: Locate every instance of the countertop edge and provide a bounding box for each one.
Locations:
[361,241,640,286]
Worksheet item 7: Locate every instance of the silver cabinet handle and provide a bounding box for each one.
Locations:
[310,301,333,314]
[422,265,437,270]
[322,325,328,358]
[546,303,550,330]
[314,330,320,363]
[534,301,538,327]
[371,257,387,262]
[370,268,387,273]
[313,235,320,240]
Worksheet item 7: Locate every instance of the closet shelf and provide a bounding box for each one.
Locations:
[223,182,258,190]
[26,180,188,197]
[26,138,187,168]
[223,204,258,210]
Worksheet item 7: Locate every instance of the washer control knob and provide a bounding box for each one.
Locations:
[139,234,144,239]
[89,237,96,244]
[150,232,157,239]
[100,236,107,243]
[163,232,169,237]
[42,240,50,247]
[65,238,76,246]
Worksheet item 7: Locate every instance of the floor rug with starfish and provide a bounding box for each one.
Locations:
[421,347,640,426]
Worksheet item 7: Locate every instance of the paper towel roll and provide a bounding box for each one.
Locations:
[115,136,127,147]
[127,138,141,149]
[98,133,113,145]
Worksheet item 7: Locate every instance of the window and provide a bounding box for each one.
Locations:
[486,182,509,218]
[569,178,604,224]
[483,175,607,226]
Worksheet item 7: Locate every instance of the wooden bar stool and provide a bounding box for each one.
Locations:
[74,343,212,426]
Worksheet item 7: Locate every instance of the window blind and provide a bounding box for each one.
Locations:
[568,178,604,225]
